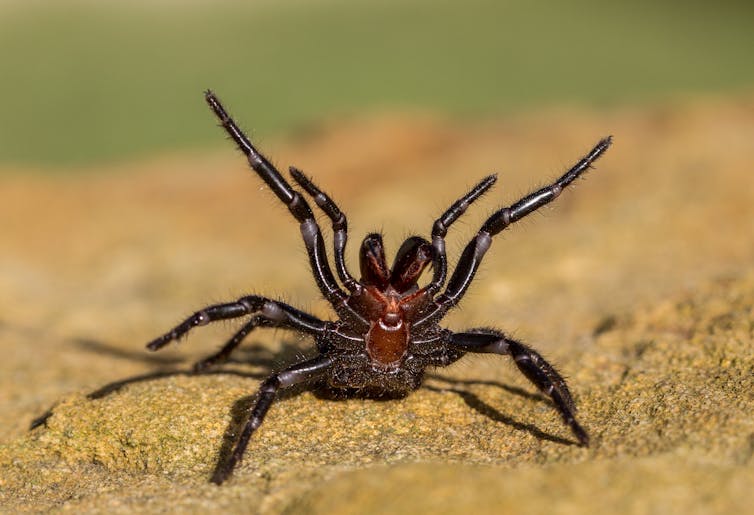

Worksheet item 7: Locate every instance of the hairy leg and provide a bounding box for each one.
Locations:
[212,355,333,484]
[449,328,588,446]
[425,174,497,296]
[289,166,359,293]
[146,295,325,351]
[205,91,364,323]
[191,315,324,372]
[418,137,611,326]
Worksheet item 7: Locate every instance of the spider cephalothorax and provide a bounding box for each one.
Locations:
[147,91,612,484]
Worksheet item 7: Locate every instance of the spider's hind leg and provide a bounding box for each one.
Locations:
[192,316,276,372]
[146,295,327,358]
[449,328,588,446]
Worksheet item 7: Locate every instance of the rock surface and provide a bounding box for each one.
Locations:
[1,96,753,513]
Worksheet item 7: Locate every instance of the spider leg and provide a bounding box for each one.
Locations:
[212,354,333,484]
[289,166,360,293]
[449,329,588,446]
[205,91,364,322]
[419,137,612,324]
[425,175,497,296]
[192,315,310,373]
[146,295,326,351]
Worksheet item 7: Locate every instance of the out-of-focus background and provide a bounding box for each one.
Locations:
[2,1,753,513]
[2,0,753,168]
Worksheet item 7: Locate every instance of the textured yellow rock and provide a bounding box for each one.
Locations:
[1,95,753,513]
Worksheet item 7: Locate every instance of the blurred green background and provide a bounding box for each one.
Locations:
[1,0,753,169]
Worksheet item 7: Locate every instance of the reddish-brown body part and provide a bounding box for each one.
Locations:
[360,285,427,368]
[347,234,434,370]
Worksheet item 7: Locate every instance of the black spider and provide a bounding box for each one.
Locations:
[147,91,612,484]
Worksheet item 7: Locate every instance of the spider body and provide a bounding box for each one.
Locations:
[147,91,612,484]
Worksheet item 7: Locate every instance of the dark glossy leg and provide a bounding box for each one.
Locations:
[146,295,326,351]
[192,315,317,372]
[204,91,355,316]
[425,175,497,296]
[419,137,612,323]
[212,355,333,484]
[449,329,588,446]
[289,166,360,293]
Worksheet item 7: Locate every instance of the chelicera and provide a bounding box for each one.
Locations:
[147,91,612,484]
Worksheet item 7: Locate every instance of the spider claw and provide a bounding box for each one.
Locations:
[210,464,233,485]
[572,421,590,447]
[145,336,168,351]
[192,357,216,373]
[146,328,183,351]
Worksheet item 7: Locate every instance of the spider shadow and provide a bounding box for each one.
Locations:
[69,336,321,480]
[212,370,580,475]
[35,335,327,479]
[206,362,326,482]
[425,373,577,447]
[209,375,421,481]
[35,336,578,477]
[29,337,305,431]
